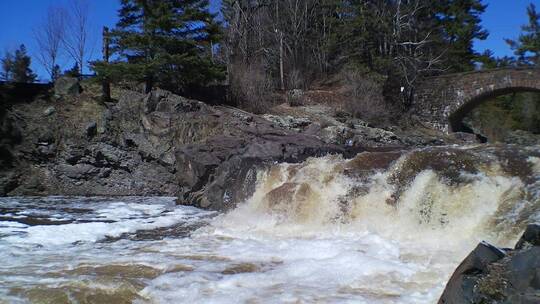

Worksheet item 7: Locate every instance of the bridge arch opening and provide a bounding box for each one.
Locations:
[448,87,540,141]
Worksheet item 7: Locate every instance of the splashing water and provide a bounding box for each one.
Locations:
[0,145,539,303]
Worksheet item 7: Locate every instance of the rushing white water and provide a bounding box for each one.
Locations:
[1,146,539,303]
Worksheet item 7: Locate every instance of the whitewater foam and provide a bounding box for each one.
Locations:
[1,146,539,303]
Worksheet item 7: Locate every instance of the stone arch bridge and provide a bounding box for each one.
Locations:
[411,68,540,133]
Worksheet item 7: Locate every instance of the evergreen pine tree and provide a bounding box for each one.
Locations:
[63,63,81,78]
[477,50,517,69]
[1,51,14,81]
[435,0,489,72]
[506,3,540,66]
[92,0,224,93]
[477,50,498,69]
[3,45,37,83]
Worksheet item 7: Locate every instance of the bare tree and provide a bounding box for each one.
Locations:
[222,0,275,107]
[391,0,446,104]
[34,6,66,81]
[63,0,93,75]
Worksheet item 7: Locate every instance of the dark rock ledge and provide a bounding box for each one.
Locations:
[0,88,358,211]
[0,85,476,211]
[439,224,540,304]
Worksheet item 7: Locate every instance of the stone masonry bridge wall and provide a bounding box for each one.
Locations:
[411,68,540,133]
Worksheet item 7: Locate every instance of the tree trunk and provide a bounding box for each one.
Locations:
[280,31,285,91]
[101,26,111,102]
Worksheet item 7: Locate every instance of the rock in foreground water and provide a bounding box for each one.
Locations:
[439,223,540,304]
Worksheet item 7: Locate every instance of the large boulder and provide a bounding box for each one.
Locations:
[516,224,540,249]
[176,132,348,211]
[439,223,540,304]
[287,89,306,106]
[438,242,507,304]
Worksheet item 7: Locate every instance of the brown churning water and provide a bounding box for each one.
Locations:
[0,145,539,303]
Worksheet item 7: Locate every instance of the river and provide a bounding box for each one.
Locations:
[1,145,539,303]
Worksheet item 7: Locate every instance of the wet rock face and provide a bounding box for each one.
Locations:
[0,109,22,171]
[516,224,540,249]
[390,148,486,186]
[174,114,349,211]
[439,223,540,304]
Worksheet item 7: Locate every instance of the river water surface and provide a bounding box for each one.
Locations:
[1,145,539,303]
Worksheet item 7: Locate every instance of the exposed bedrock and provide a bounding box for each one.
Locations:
[0,84,490,210]
[0,87,354,208]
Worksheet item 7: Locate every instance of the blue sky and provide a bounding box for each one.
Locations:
[0,0,538,81]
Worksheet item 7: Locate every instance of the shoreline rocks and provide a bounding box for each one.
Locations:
[0,87,488,210]
[0,88,356,209]
[439,223,540,304]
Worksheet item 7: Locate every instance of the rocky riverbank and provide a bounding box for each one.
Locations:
[0,78,478,210]
[440,224,540,303]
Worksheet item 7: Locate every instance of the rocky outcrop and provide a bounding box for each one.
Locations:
[263,103,478,148]
[439,223,540,304]
[0,85,485,210]
[0,87,353,210]
[137,90,349,210]
[176,130,348,210]
[504,130,540,146]
[0,88,179,197]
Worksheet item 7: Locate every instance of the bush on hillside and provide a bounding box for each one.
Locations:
[229,63,275,114]
[341,67,390,123]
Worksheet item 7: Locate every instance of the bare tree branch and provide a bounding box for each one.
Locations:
[34,6,66,81]
[62,0,94,75]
